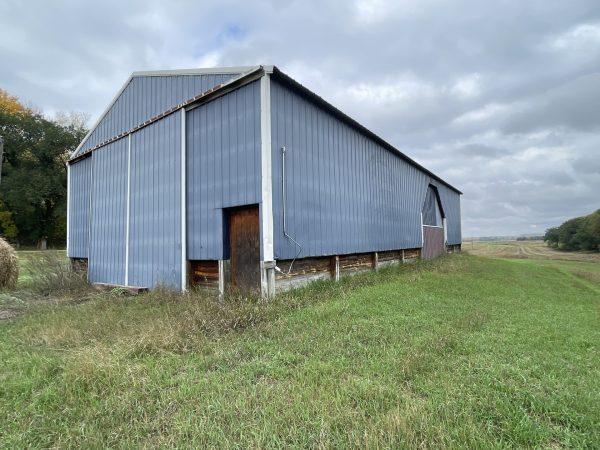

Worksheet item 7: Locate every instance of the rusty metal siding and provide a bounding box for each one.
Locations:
[76,74,234,156]
[186,81,261,260]
[128,113,182,289]
[67,156,92,258]
[88,139,128,285]
[270,78,461,259]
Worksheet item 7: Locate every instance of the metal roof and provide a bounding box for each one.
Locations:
[70,66,259,158]
[70,65,461,194]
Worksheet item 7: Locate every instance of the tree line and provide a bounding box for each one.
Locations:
[0,89,88,248]
[544,210,600,252]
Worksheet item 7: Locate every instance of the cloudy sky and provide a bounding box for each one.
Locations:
[1,0,599,237]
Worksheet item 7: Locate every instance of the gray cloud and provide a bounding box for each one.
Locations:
[503,74,600,134]
[1,0,599,237]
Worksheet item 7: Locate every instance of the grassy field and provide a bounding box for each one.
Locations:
[1,248,599,448]
[463,239,600,263]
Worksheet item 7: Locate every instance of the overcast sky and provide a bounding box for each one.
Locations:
[1,0,599,237]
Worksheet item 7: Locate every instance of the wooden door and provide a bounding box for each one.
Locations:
[422,226,445,260]
[228,206,261,293]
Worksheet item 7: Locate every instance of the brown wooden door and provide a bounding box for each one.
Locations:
[229,206,261,293]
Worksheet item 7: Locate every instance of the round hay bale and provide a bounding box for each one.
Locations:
[0,237,19,289]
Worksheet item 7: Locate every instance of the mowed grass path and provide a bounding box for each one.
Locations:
[1,255,599,448]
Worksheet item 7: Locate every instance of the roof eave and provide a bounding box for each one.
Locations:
[269,67,462,195]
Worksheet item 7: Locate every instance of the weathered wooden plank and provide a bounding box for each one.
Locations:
[339,253,373,273]
[276,256,332,280]
[189,260,219,288]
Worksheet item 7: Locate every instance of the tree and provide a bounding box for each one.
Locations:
[544,227,559,248]
[544,210,600,252]
[0,92,87,247]
[0,89,31,116]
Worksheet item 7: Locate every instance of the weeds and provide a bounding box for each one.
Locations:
[22,251,88,296]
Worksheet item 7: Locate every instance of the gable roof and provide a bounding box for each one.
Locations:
[70,65,461,195]
[71,66,258,158]
[268,67,462,194]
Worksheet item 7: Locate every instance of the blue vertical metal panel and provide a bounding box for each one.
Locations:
[68,156,92,258]
[129,113,182,289]
[431,180,462,244]
[270,78,461,259]
[186,80,262,260]
[76,73,236,155]
[88,139,128,285]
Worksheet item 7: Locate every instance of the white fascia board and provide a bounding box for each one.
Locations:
[132,66,259,77]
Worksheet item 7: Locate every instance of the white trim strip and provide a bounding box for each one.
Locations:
[422,224,444,228]
[443,218,448,244]
[420,212,424,247]
[87,154,94,282]
[260,74,274,262]
[66,163,71,257]
[218,260,225,299]
[124,134,132,286]
[180,109,187,292]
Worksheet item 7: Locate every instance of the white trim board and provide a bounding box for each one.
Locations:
[260,72,274,263]
[124,134,132,286]
[180,109,188,292]
[132,66,258,77]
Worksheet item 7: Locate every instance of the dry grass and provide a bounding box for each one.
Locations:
[21,251,88,296]
[462,239,600,262]
[0,237,19,289]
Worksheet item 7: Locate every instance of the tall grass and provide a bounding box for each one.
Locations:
[2,254,599,448]
[21,251,88,296]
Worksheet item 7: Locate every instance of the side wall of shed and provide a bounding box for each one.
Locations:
[270,78,462,259]
[128,113,182,289]
[186,80,262,260]
[67,156,92,258]
[89,139,128,285]
[71,114,183,290]
[431,181,462,245]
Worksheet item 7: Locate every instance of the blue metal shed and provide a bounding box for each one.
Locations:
[67,65,462,295]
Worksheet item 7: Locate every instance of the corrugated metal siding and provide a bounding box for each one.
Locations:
[431,180,462,244]
[422,185,443,226]
[88,140,128,285]
[77,73,236,155]
[129,113,182,289]
[186,81,262,260]
[270,79,461,259]
[68,156,92,258]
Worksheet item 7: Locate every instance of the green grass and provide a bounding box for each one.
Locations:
[1,255,599,448]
